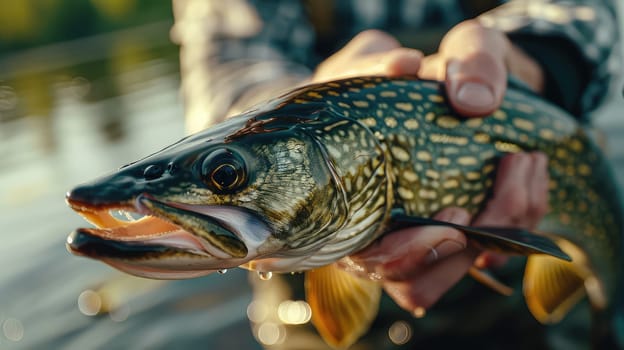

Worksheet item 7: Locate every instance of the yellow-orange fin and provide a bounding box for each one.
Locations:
[305,264,381,349]
[523,238,604,324]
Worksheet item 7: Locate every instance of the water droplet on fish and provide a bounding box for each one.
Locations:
[258,271,273,281]
[368,272,382,281]
[218,269,228,275]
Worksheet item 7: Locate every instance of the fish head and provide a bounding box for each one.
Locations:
[66,111,350,278]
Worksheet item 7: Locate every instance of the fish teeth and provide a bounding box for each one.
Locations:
[109,209,145,222]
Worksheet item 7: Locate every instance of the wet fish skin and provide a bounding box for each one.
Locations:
[66,76,623,348]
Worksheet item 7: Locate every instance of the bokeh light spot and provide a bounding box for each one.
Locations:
[247,301,269,323]
[277,300,311,325]
[78,289,102,316]
[388,320,412,345]
[256,322,285,346]
[2,318,24,342]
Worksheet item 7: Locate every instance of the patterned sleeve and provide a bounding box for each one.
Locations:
[170,0,316,132]
[479,0,621,119]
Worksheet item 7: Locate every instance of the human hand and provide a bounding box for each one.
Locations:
[346,152,549,314]
[318,26,549,314]
[313,21,544,117]
[418,19,544,117]
[312,29,423,83]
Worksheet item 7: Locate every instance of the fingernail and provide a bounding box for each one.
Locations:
[456,81,495,108]
[425,239,466,265]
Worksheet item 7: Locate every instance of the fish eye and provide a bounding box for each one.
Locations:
[201,148,247,193]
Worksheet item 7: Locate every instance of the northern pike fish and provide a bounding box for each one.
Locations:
[66,76,622,348]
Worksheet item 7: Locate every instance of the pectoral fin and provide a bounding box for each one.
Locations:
[305,264,381,349]
[523,238,605,324]
[390,211,571,261]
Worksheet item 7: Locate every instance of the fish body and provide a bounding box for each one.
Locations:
[66,76,623,348]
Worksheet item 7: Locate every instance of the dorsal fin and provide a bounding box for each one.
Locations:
[305,264,381,349]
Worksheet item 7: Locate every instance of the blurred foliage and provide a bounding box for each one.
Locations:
[0,0,173,53]
[0,0,179,149]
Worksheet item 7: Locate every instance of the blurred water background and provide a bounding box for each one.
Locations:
[0,1,623,349]
[0,1,259,349]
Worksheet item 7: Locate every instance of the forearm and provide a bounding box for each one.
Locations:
[171,0,314,132]
[479,0,620,117]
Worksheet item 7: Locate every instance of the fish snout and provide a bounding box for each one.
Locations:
[66,174,140,209]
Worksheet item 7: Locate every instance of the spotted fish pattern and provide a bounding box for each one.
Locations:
[240,76,622,294]
[66,75,624,348]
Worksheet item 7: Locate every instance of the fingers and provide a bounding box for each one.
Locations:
[315,47,422,82]
[474,252,508,269]
[438,20,509,117]
[383,48,424,76]
[342,29,402,55]
[421,20,543,116]
[346,207,475,315]
[346,151,550,312]
[474,153,531,227]
[445,55,504,117]
[475,152,550,229]
[418,53,444,81]
[350,208,470,280]
[473,152,549,269]
[375,152,550,311]
[527,152,550,221]
[341,47,422,77]
[378,208,470,281]
[349,207,476,312]
[383,247,480,312]
[313,29,423,82]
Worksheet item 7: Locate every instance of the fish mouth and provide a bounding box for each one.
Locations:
[66,193,273,276]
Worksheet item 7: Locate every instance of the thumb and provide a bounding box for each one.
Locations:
[440,21,508,117]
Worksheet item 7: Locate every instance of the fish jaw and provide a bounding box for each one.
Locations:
[66,228,220,279]
[65,192,277,279]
